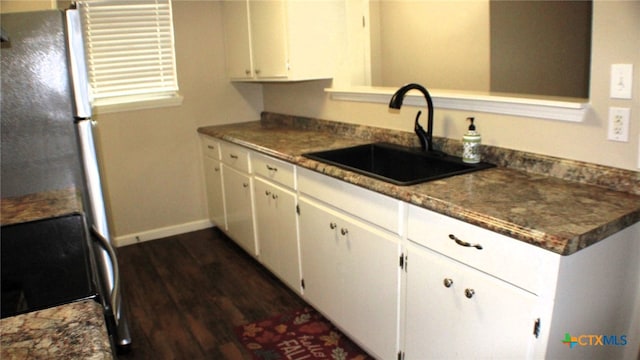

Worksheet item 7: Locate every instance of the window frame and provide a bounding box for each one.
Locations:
[76,0,182,114]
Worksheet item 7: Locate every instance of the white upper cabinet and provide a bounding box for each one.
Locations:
[221,1,253,79]
[222,0,345,81]
[249,1,288,79]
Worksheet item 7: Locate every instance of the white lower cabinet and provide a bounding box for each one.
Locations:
[203,156,225,229]
[253,177,301,293]
[404,241,539,359]
[201,137,225,229]
[298,196,400,360]
[221,164,257,256]
[199,139,640,360]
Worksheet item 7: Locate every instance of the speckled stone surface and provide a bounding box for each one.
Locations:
[0,300,113,359]
[0,189,111,357]
[0,187,83,226]
[198,112,640,256]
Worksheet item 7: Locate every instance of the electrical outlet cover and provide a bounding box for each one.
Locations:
[607,107,630,142]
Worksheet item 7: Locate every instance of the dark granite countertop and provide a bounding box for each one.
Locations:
[0,299,113,359]
[0,187,83,226]
[1,190,113,358]
[198,113,640,256]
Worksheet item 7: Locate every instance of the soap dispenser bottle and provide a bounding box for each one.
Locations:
[462,117,481,163]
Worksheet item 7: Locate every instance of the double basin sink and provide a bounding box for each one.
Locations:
[303,142,494,186]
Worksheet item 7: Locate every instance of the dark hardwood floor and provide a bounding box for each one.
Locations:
[116,227,308,359]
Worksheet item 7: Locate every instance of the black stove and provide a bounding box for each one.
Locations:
[1,213,98,318]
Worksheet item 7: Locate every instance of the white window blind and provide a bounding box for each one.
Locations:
[77,0,179,107]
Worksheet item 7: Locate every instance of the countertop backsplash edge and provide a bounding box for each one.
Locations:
[260,111,640,196]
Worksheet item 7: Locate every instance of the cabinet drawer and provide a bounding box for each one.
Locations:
[252,152,296,189]
[201,136,220,160]
[408,204,551,294]
[298,167,401,235]
[220,141,251,173]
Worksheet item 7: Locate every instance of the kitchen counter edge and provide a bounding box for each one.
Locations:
[197,121,640,256]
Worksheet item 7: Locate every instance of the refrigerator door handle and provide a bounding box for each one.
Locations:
[65,9,92,119]
[91,225,121,315]
[76,120,132,348]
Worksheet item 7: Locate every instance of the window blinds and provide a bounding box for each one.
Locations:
[77,0,179,103]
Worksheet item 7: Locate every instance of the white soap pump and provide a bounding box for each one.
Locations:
[462,117,481,163]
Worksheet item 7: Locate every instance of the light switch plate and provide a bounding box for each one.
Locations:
[607,107,630,142]
[610,64,633,99]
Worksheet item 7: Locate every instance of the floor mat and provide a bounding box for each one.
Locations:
[236,307,373,360]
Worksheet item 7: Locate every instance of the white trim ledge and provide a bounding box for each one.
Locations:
[114,219,213,247]
[325,87,589,122]
[93,93,184,115]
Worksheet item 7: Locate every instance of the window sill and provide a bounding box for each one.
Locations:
[325,86,589,122]
[92,93,183,115]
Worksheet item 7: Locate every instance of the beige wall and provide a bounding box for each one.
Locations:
[264,0,640,173]
[372,1,491,91]
[94,1,262,241]
[0,0,56,13]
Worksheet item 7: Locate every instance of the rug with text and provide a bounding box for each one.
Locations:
[235,307,373,360]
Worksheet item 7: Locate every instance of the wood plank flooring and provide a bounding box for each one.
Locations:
[116,227,308,359]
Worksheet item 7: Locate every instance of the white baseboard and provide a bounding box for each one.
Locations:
[115,219,214,247]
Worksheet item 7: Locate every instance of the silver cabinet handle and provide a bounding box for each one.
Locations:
[266,164,278,172]
[272,194,278,200]
[245,69,251,75]
[341,228,349,235]
[229,154,239,159]
[443,278,453,288]
[329,222,337,229]
[214,167,219,172]
[207,145,215,149]
[265,190,271,196]
[449,234,483,250]
[465,288,475,299]
[242,183,249,188]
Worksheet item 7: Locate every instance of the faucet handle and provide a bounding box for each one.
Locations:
[414,110,429,151]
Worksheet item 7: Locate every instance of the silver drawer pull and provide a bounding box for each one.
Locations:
[449,234,483,250]
[229,154,239,159]
[265,190,271,196]
[272,194,278,200]
[443,278,453,288]
[329,222,337,229]
[207,145,215,149]
[242,183,249,188]
[465,288,475,299]
[266,164,278,172]
[341,228,349,235]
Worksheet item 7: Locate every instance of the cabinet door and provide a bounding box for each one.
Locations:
[222,0,253,79]
[254,177,301,293]
[299,197,400,360]
[249,0,288,79]
[222,164,256,256]
[203,156,225,229]
[404,242,539,359]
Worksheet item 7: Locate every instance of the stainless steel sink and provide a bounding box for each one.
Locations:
[303,142,494,185]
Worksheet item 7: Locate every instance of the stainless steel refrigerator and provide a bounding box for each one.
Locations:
[0,9,132,351]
